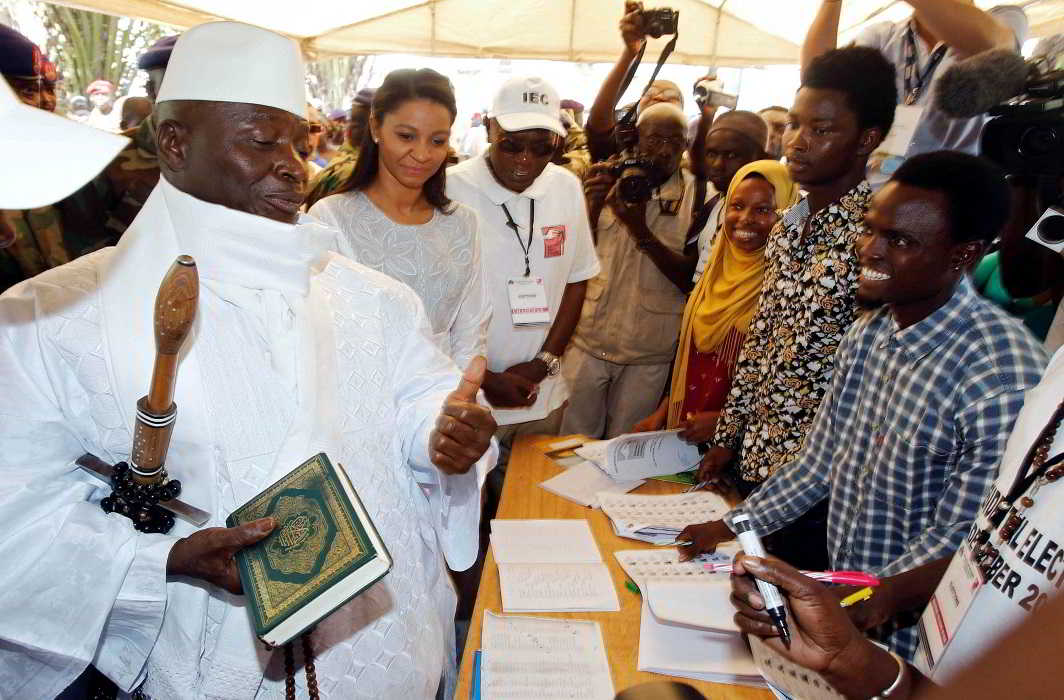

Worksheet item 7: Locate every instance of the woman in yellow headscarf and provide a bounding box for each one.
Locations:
[633,160,800,442]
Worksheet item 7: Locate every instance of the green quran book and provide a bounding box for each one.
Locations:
[227,453,392,647]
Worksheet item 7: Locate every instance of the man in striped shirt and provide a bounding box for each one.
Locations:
[678,151,1047,659]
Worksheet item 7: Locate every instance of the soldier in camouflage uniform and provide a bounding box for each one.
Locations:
[1,25,113,291]
[1,30,179,291]
[94,35,178,240]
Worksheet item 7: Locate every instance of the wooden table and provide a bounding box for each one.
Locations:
[455,434,773,699]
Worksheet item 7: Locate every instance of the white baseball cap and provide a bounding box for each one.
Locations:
[157,21,306,119]
[0,79,127,209]
[489,76,566,138]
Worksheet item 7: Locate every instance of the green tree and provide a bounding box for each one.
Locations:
[34,3,171,97]
[306,55,371,114]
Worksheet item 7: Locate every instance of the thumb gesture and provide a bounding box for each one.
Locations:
[432,356,497,474]
[450,354,486,403]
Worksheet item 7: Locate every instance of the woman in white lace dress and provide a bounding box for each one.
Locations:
[309,69,490,369]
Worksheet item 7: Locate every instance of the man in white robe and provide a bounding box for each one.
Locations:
[0,22,495,700]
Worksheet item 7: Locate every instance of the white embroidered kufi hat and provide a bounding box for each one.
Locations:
[156,21,306,119]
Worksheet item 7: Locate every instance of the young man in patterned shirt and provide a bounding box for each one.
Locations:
[697,46,898,567]
[679,150,1047,660]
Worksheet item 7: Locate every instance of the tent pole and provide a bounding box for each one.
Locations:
[569,0,577,62]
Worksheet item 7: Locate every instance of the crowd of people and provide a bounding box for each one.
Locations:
[1,0,1063,699]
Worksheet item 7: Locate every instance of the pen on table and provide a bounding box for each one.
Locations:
[702,565,881,587]
[732,513,792,649]
[839,586,875,608]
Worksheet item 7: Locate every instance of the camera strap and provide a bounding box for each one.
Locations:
[501,199,535,277]
[617,31,681,125]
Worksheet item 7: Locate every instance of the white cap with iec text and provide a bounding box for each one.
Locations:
[156,21,306,119]
[490,76,565,138]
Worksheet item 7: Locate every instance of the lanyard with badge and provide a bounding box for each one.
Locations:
[875,25,948,167]
[903,25,948,105]
[501,200,551,327]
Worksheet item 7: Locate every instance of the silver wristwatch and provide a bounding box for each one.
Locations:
[534,351,561,377]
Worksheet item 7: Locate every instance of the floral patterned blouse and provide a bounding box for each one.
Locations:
[712,181,873,483]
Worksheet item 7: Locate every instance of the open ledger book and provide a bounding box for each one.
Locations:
[227,453,392,647]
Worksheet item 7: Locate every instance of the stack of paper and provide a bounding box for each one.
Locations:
[598,491,731,544]
[617,548,764,687]
[616,547,742,633]
[490,519,620,613]
[576,430,701,480]
[481,612,615,700]
[638,599,765,687]
[539,459,644,508]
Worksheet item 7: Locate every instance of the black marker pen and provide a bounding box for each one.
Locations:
[732,512,792,648]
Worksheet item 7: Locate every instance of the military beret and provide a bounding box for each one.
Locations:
[560,98,584,111]
[327,108,347,121]
[0,24,43,78]
[137,34,179,71]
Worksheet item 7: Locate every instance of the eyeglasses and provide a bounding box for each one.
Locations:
[497,138,556,158]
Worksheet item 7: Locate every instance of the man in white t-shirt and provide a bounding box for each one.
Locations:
[447,76,600,473]
[802,0,1027,185]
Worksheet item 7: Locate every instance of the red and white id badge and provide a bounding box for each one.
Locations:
[507,276,551,327]
[542,225,566,258]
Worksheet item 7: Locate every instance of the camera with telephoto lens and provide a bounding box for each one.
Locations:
[610,119,663,204]
[642,7,678,39]
[981,57,1064,178]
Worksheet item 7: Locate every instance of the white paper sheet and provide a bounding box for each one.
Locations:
[599,491,731,543]
[615,546,740,589]
[606,430,702,480]
[482,612,615,700]
[539,460,644,508]
[498,562,620,612]
[638,599,764,687]
[645,578,739,632]
[574,439,609,469]
[490,519,602,564]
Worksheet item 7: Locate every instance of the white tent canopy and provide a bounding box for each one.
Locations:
[52,0,1064,65]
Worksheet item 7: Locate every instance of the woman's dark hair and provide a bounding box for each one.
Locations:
[309,68,457,211]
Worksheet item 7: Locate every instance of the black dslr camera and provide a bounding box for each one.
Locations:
[981,59,1064,178]
[642,7,679,39]
[611,117,664,204]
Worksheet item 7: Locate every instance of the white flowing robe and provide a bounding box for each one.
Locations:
[0,177,486,699]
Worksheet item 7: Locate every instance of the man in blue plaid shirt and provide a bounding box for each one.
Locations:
[679,151,1047,659]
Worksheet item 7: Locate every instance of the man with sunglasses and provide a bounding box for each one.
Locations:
[447,76,600,480]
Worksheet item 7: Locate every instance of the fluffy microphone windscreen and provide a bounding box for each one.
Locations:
[934,49,1029,118]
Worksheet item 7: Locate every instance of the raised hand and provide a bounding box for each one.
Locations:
[431,355,497,474]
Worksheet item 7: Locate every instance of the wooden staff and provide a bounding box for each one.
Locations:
[130,255,198,485]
